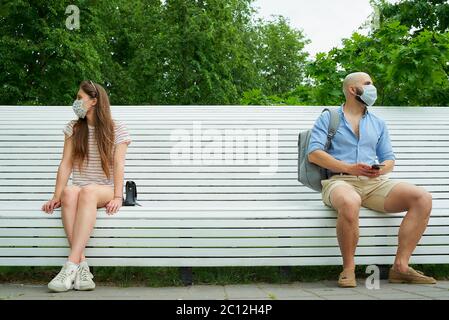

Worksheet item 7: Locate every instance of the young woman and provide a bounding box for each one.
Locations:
[41,80,131,292]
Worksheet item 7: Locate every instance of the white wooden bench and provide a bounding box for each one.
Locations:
[1,105,449,281]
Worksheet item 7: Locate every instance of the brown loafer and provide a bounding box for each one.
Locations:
[338,270,357,288]
[389,267,437,284]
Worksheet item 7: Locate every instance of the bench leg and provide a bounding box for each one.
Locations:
[378,265,390,280]
[180,267,193,286]
[279,266,292,279]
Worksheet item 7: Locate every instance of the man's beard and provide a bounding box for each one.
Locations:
[355,87,367,106]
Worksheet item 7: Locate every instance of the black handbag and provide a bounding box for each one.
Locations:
[122,181,141,206]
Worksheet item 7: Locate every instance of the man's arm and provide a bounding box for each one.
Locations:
[308,150,351,173]
[378,160,395,175]
[376,119,396,175]
[308,150,381,177]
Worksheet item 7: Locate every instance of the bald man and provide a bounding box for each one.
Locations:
[307,72,436,288]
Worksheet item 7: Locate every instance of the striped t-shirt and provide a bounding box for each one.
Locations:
[63,120,132,186]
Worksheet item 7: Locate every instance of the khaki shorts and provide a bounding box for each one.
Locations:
[321,175,403,213]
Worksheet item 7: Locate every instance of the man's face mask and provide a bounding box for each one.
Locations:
[355,84,377,107]
[72,99,89,118]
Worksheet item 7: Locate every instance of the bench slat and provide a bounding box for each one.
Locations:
[1,185,447,193]
[1,217,448,228]
[1,172,449,180]
[1,179,446,187]
[0,255,448,267]
[3,199,449,210]
[1,154,449,160]
[2,159,449,166]
[3,193,449,201]
[2,226,449,237]
[2,235,449,248]
[1,147,448,154]
[1,246,449,257]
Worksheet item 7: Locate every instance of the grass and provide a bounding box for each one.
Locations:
[1,264,449,287]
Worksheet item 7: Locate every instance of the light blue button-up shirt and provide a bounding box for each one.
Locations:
[307,105,395,165]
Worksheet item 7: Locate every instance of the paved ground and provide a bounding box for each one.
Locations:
[2,280,449,300]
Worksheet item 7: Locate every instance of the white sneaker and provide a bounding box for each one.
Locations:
[48,261,79,292]
[74,260,96,291]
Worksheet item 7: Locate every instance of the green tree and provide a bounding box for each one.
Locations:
[0,0,106,105]
[302,20,449,106]
[375,0,449,33]
[252,16,310,95]
[248,0,449,107]
[2,0,447,107]
[98,1,164,105]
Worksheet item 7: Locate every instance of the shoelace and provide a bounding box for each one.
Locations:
[79,266,93,281]
[54,266,75,282]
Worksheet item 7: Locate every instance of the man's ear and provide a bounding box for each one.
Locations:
[350,86,363,96]
[348,86,357,96]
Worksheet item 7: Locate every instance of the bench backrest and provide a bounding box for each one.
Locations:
[0,106,448,207]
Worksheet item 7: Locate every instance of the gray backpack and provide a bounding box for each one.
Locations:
[297,108,341,192]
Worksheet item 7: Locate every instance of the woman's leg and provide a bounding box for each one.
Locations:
[60,185,87,262]
[68,184,114,264]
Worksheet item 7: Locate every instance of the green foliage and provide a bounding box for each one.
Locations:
[306,20,449,106]
[305,50,346,106]
[0,0,104,105]
[240,87,311,106]
[241,0,449,107]
[0,0,447,106]
[1,0,309,105]
[251,16,310,95]
[376,0,449,33]
[99,0,165,105]
[147,0,257,104]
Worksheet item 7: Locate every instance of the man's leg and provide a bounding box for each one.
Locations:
[383,183,432,273]
[329,185,362,272]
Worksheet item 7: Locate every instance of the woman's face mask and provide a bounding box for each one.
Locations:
[72,99,89,118]
[355,84,377,107]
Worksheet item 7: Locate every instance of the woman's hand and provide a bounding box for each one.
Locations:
[42,197,61,214]
[105,198,122,215]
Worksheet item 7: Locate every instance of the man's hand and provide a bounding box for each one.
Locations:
[105,198,122,215]
[42,197,61,214]
[345,163,381,178]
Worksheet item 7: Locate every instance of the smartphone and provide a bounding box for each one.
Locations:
[371,164,386,170]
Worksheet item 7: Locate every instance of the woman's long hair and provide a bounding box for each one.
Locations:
[72,81,115,179]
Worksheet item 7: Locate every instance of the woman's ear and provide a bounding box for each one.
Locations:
[90,98,98,107]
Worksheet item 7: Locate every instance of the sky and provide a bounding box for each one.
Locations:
[253,0,397,57]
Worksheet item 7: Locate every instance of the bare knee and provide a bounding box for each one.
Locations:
[411,189,432,215]
[336,197,361,224]
[61,186,80,207]
[78,185,97,204]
